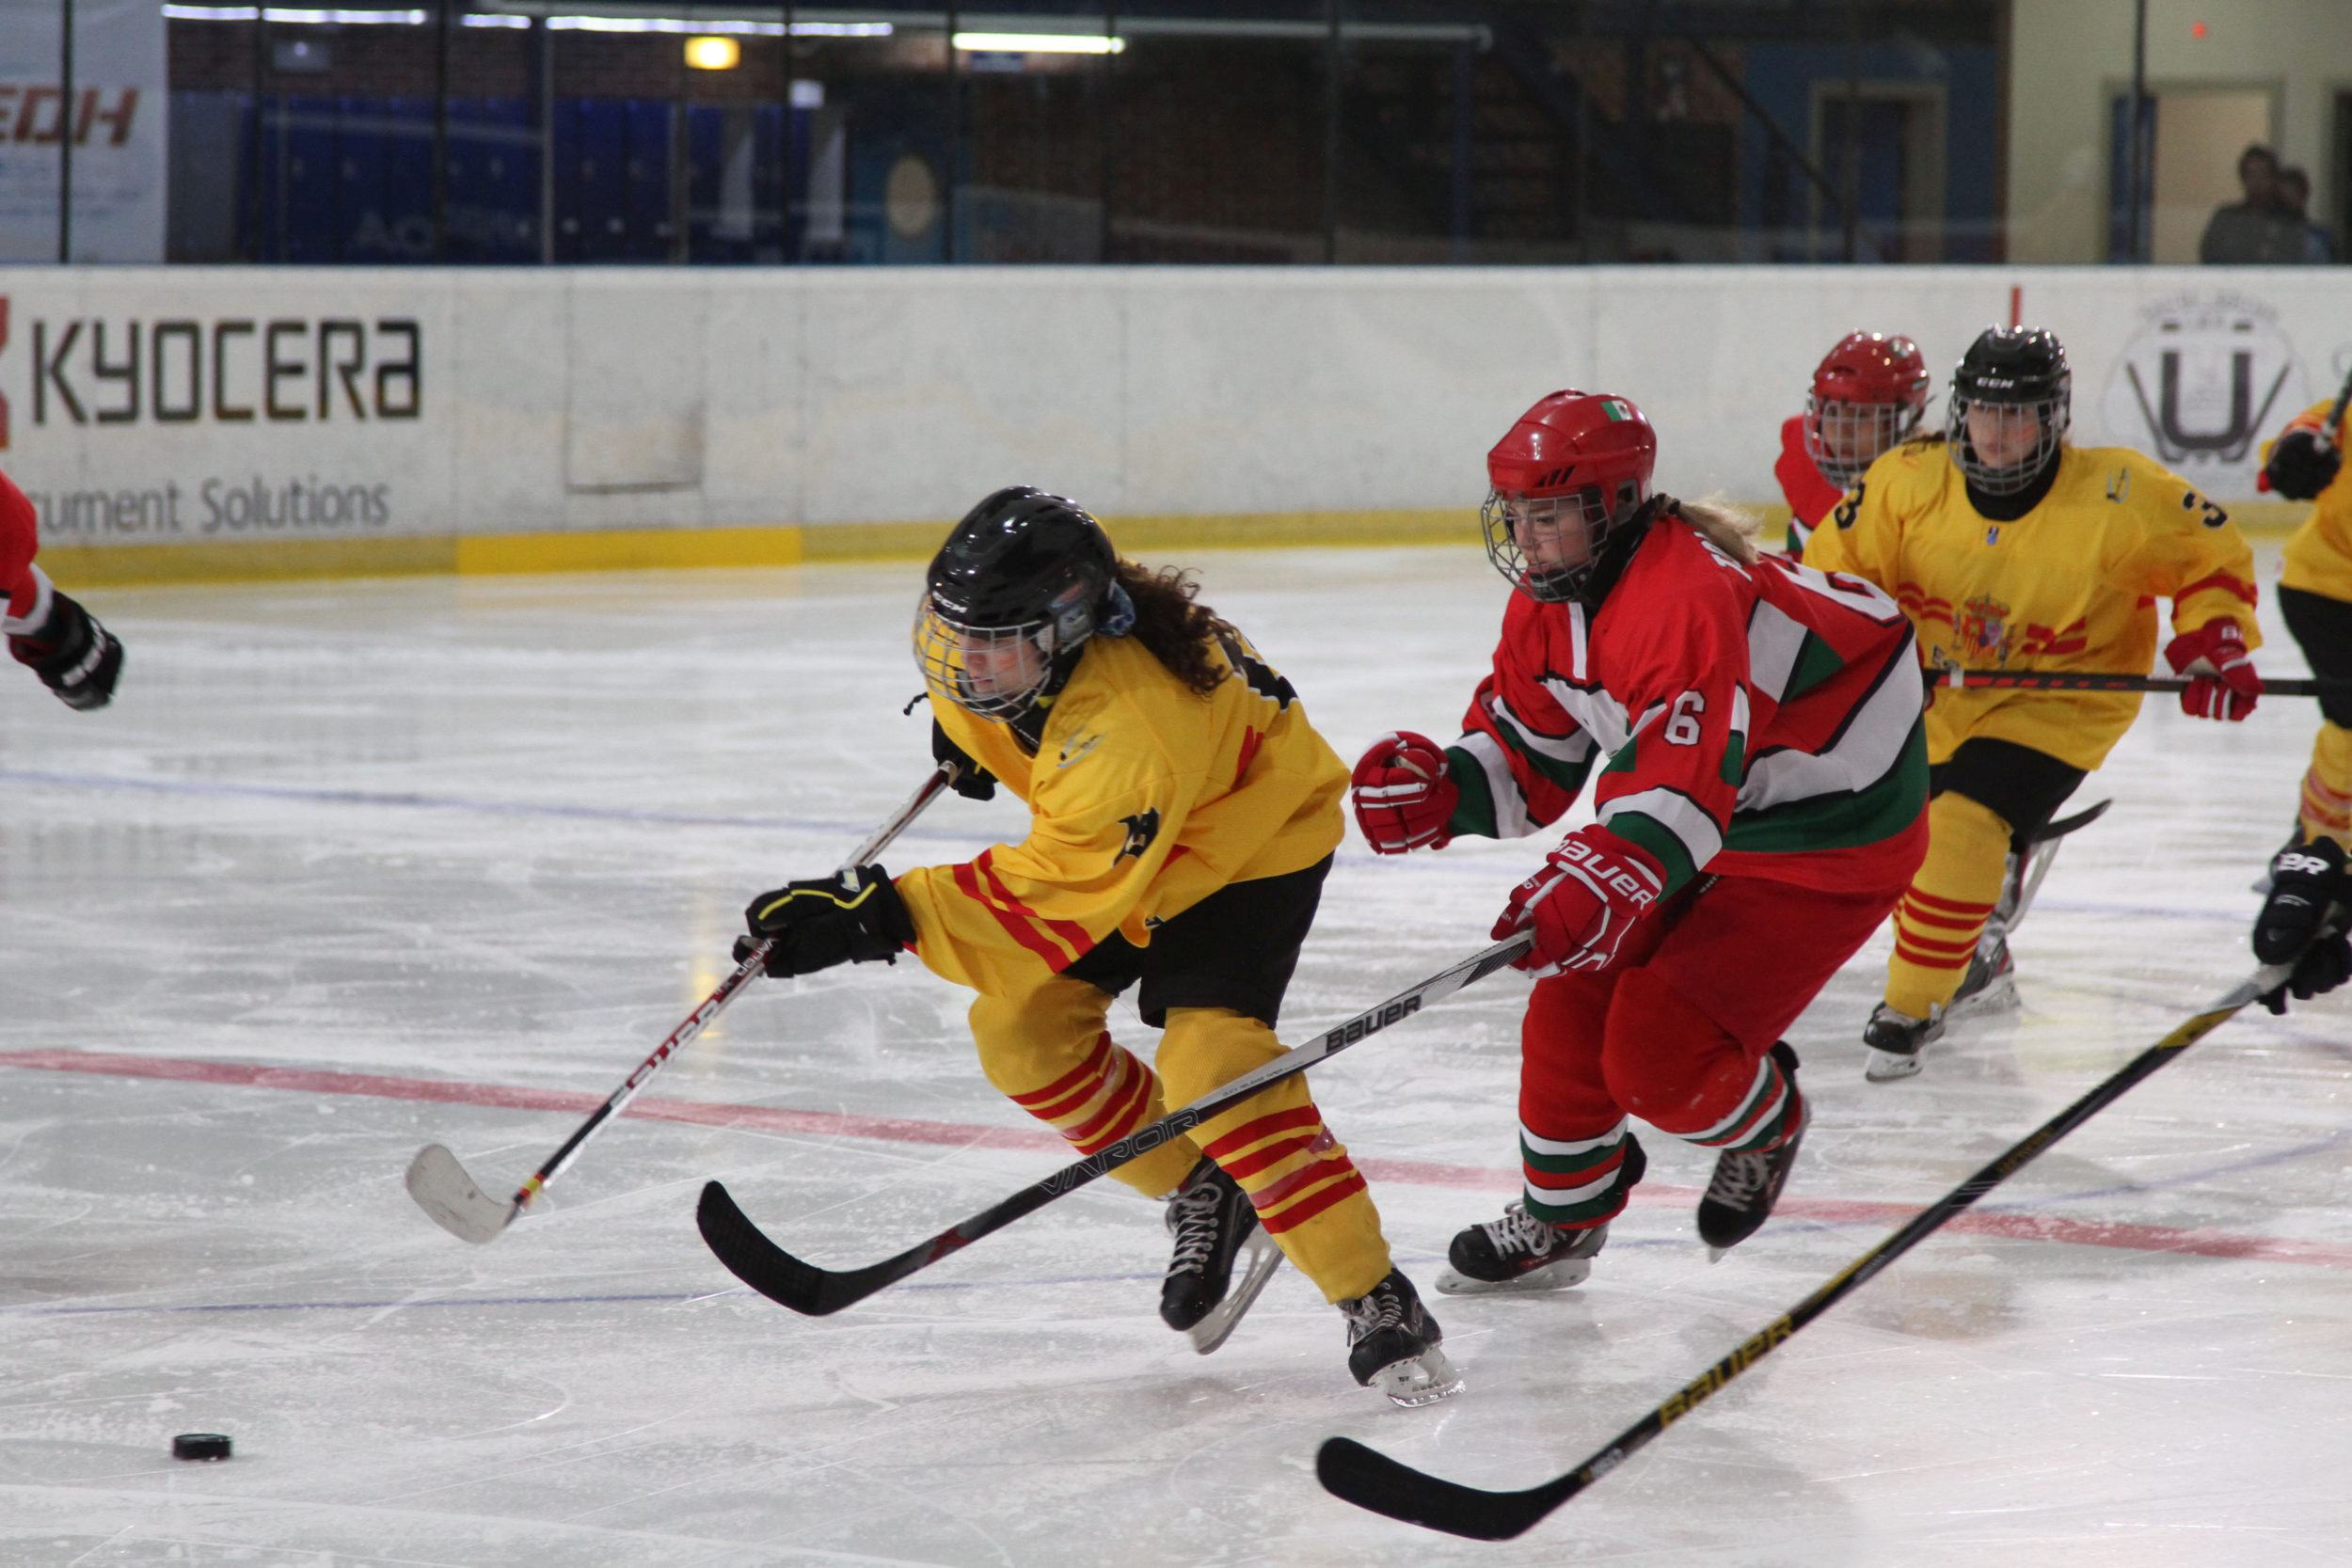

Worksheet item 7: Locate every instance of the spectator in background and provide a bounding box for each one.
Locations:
[2279,167,2337,263]
[2201,144,2307,264]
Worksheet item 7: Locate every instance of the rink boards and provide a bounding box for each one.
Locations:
[0,263,2342,583]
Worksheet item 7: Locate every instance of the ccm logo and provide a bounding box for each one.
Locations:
[1322,996,1422,1048]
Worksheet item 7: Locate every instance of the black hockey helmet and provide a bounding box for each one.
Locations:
[1947,326,2071,496]
[914,487,1123,719]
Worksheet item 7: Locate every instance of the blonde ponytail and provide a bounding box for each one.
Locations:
[1663,494,1761,566]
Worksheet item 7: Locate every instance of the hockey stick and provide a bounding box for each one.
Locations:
[404,764,959,1243]
[2002,797,2111,931]
[1314,955,2302,1541]
[697,931,1536,1314]
[1936,669,2347,699]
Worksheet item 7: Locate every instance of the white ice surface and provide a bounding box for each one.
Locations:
[3,544,2348,1568]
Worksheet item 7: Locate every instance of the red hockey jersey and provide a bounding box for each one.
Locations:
[1,467,50,633]
[1773,414,1844,555]
[1443,516,1927,895]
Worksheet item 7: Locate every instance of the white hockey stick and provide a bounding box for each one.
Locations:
[405,764,958,1243]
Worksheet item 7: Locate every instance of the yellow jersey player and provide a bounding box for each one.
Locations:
[734,487,1458,1406]
[1803,326,2263,1080]
[2249,397,2352,1009]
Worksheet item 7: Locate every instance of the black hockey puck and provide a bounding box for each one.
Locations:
[171,1433,232,1462]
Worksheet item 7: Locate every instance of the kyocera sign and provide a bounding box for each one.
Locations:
[0,295,421,450]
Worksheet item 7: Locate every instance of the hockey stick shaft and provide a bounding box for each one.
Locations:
[697,931,1536,1315]
[405,764,956,1243]
[1317,958,2297,1541]
[1938,669,2346,698]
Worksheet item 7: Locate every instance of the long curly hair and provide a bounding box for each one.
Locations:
[1115,561,1231,697]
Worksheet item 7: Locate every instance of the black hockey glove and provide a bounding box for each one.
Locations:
[933,718,997,800]
[8,590,122,711]
[2253,838,2352,1016]
[737,864,914,977]
[2264,429,2343,502]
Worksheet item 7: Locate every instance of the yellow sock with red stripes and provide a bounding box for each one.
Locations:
[2298,721,2352,851]
[1158,1007,1392,1303]
[1884,791,2010,1019]
[970,977,1195,1199]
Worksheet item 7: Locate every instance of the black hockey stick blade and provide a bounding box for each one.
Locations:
[700,933,1533,1316]
[1316,960,2292,1540]
[697,1176,1048,1315]
[1315,1443,1576,1540]
[2037,797,2111,842]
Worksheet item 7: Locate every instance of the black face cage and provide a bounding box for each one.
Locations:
[1805,396,1927,490]
[1480,482,1641,604]
[911,578,1100,719]
[1947,388,2070,496]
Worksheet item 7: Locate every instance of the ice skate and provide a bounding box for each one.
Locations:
[1159,1156,1283,1354]
[1438,1203,1611,1295]
[1697,1045,1809,1259]
[1339,1269,1461,1408]
[1945,926,2018,1020]
[1863,1001,1945,1082]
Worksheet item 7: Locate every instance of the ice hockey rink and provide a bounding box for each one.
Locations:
[4,537,2347,1568]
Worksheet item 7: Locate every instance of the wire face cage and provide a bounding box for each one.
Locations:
[1480,483,1635,604]
[1805,395,1926,489]
[1947,393,2069,495]
[912,597,1058,718]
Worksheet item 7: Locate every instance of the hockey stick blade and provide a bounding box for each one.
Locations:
[1317,960,2294,1540]
[2036,797,2111,843]
[1315,1441,1572,1541]
[402,766,952,1245]
[700,933,1534,1315]
[405,1144,521,1244]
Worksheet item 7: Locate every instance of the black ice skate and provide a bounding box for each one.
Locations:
[1863,1001,1946,1083]
[1437,1134,1643,1295]
[1159,1156,1284,1354]
[1946,927,2018,1020]
[1340,1269,1461,1408]
[1436,1204,1610,1296]
[1696,1043,1810,1259]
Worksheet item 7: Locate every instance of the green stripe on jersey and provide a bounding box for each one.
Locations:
[1719,730,1746,787]
[1602,810,1700,897]
[1445,744,1502,840]
[1492,719,1597,798]
[1724,721,1928,855]
[1785,630,1850,701]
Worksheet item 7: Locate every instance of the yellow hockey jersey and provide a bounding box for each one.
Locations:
[2268,399,2352,604]
[897,626,1346,997]
[1801,439,2260,771]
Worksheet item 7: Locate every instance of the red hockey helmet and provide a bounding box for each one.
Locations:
[1803,331,1930,489]
[1481,389,1656,605]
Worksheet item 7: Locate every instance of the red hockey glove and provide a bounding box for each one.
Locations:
[1350,730,1459,853]
[2163,621,2261,721]
[1493,825,1666,977]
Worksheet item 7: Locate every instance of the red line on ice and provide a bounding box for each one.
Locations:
[4,1046,2347,1271]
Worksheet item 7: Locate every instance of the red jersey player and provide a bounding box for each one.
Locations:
[3,467,122,710]
[1775,331,1930,554]
[1349,389,1928,1291]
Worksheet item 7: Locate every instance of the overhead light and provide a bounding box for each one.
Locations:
[684,34,739,69]
[952,31,1124,55]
